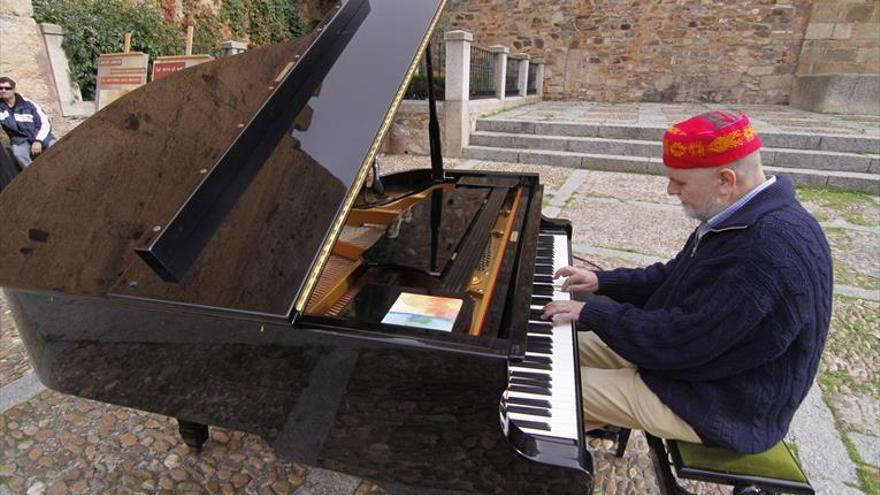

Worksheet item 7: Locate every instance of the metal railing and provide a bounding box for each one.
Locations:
[505,59,519,95]
[527,63,538,95]
[469,45,495,99]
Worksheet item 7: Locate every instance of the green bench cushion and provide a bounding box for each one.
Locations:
[672,441,808,483]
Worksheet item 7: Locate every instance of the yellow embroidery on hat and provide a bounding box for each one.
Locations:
[743,125,756,142]
[669,142,687,158]
[687,141,706,157]
[708,129,744,153]
[667,126,683,135]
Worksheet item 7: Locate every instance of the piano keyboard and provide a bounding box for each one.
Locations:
[500,225,585,470]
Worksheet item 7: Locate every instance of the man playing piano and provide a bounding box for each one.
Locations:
[541,111,833,454]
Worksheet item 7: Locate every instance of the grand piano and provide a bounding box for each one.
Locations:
[0,0,594,492]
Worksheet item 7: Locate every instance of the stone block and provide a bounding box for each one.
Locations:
[826,172,880,194]
[463,146,518,163]
[747,66,776,76]
[805,22,834,39]
[870,157,879,173]
[832,23,853,39]
[597,125,644,140]
[791,74,880,115]
[0,0,32,16]
[516,135,568,151]
[534,122,597,137]
[766,168,829,188]
[760,74,793,90]
[810,3,840,23]
[812,152,872,172]
[567,138,626,155]
[761,133,822,150]
[469,132,515,148]
[761,149,777,165]
[846,4,876,23]
[819,135,880,154]
[477,119,535,134]
[772,150,816,169]
[518,150,582,168]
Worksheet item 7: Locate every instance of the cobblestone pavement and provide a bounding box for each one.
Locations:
[489,101,880,137]
[2,153,877,494]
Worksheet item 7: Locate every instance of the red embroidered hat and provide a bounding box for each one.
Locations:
[662,111,762,169]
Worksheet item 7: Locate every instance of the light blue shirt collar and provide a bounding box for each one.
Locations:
[697,176,777,238]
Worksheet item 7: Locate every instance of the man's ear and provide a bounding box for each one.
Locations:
[718,168,737,193]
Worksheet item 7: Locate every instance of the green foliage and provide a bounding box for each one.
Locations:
[181,0,227,57]
[32,0,308,101]
[404,72,445,100]
[33,0,180,100]
[220,0,306,48]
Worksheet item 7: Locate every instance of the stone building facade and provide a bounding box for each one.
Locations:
[442,0,880,106]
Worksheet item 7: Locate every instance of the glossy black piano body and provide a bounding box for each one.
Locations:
[0,0,593,492]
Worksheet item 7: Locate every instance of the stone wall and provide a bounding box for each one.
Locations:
[797,0,879,76]
[0,0,68,136]
[442,0,816,104]
[791,0,880,114]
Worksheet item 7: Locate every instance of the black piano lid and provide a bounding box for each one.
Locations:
[0,0,448,321]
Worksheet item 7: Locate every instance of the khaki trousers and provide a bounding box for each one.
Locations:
[578,331,702,443]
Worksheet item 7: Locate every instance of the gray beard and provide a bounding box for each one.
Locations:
[682,196,729,222]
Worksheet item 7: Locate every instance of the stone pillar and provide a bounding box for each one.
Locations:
[0,0,65,134]
[220,41,248,58]
[443,30,472,158]
[490,45,509,100]
[533,58,545,99]
[39,23,93,117]
[512,53,530,98]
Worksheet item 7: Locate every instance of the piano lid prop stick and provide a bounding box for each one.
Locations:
[424,43,444,182]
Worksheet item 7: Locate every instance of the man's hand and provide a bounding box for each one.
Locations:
[30,141,42,156]
[554,265,599,293]
[541,300,585,325]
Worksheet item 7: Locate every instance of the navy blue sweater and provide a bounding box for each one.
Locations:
[578,176,832,453]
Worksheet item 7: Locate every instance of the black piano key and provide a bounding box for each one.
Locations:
[513,419,552,431]
[531,285,554,296]
[529,309,547,320]
[526,323,553,335]
[535,264,553,273]
[525,355,552,365]
[506,396,552,408]
[510,377,552,390]
[531,296,553,306]
[510,384,551,396]
[533,275,554,284]
[527,343,553,355]
[514,360,552,371]
[537,248,554,258]
[506,405,551,417]
[511,371,551,383]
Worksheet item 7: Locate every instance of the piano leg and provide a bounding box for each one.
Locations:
[177,419,209,450]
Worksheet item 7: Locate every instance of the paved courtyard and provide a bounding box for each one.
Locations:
[2,127,879,493]
[489,101,880,137]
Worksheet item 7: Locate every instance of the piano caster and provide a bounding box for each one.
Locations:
[177,419,209,451]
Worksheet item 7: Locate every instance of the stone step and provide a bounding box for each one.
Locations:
[470,131,879,173]
[475,119,880,155]
[463,145,880,194]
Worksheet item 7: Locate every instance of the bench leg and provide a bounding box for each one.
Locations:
[646,433,693,495]
[615,428,631,458]
[177,419,209,451]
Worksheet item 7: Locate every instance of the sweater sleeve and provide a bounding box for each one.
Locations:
[594,244,688,307]
[579,257,791,377]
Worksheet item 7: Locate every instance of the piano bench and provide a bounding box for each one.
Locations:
[640,432,814,495]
